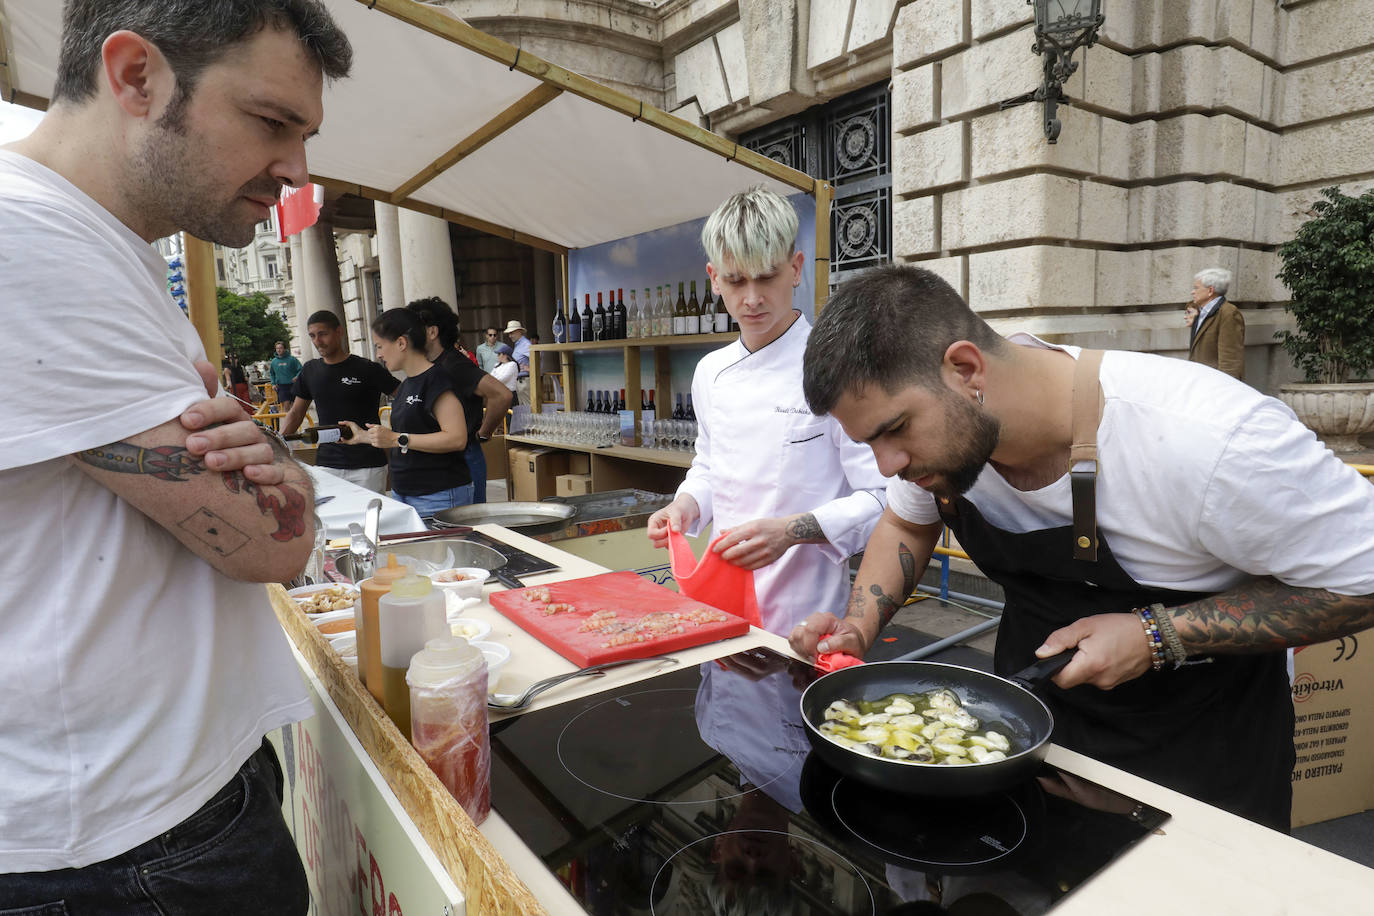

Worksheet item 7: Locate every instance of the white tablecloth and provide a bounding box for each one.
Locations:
[306,465,424,539]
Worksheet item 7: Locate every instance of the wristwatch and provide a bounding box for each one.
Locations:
[397,433,410,454]
[478,435,491,443]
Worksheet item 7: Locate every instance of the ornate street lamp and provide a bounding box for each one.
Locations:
[1001,0,1105,143]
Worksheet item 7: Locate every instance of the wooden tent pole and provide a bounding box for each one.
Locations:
[813,181,832,312]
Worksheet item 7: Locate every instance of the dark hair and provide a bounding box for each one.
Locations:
[406,296,459,349]
[371,308,426,351]
[52,0,352,107]
[803,265,1008,415]
[307,310,340,328]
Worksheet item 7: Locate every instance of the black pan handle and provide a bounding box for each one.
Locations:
[1007,650,1074,691]
[492,568,524,590]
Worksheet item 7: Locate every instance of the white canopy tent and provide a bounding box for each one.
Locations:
[0,0,828,285]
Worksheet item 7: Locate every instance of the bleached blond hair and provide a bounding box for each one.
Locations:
[701,185,798,277]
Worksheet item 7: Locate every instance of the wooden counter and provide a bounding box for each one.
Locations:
[273,525,1374,915]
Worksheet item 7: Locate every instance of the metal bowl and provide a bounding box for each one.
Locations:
[334,539,509,584]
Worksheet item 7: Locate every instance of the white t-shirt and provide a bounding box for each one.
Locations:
[887,336,1374,597]
[0,151,312,871]
[492,359,518,392]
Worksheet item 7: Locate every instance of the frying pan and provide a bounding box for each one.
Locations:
[433,501,576,530]
[799,654,1071,797]
[335,538,524,589]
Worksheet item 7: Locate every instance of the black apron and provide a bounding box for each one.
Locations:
[936,352,1293,831]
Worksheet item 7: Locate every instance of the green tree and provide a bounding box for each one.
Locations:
[1275,186,1374,383]
[217,287,293,363]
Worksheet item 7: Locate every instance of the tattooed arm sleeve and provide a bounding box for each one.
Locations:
[840,508,942,650]
[70,417,315,583]
[1170,577,1374,654]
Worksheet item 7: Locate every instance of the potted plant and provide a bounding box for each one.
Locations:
[1274,186,1374,452]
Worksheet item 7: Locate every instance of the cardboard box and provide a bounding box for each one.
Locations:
[510,447,569,502]
[481,434,507,481]
[568,452,591,476]
[1290,628,1374,828]
[556,473,593,496]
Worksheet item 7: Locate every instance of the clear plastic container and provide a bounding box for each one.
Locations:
[377,574,447,737]
[407,635,490,824]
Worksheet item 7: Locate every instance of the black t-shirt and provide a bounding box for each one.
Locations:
[388,366,471,494]
[293,355,399,469]
[432,348,487,439]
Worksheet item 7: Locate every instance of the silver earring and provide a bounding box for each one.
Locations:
[976,389,984,405]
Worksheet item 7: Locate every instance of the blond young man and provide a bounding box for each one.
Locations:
[646,186,886,636]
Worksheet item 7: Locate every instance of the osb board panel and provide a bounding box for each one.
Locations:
[269,585,547,916]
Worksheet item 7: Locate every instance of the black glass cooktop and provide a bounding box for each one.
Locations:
[489,646,1168,915]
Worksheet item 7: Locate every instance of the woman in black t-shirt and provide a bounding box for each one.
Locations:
[340,309,471,514]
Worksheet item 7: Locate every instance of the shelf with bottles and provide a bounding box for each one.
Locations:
[547,279,734,349]
[503,435,694,470]
[530,331,736,353]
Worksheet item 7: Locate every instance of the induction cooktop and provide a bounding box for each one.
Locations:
[489,646,1168,914]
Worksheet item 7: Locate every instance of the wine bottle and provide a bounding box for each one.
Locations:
[647,388,657,415]
[615,288,628,340]
[594,390,605,413]
[673,282,688,335]
[617,388,627,412]
[673,393,685,420]
[686,281,701,336]
[285,423,350,444]
[552,298,566,344]
[568,294,582,342]
[593,292,607,341]
[582,294,593,339]
[685,393,696,421]
[700,282,716,335]
[653,286,665,337]
[585,389,595,412]
[627,289,638,339]
[641,288,652,338]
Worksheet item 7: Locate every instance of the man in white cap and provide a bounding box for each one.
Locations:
[505,318,531,404]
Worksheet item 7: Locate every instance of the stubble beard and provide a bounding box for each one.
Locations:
[132,103,276,249]
[921,394,1000,500]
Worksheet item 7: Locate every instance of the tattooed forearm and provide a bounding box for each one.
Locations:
[1173,578,1374,654]
[77,440,309,542]
[785,513,825,543]
[871,584,901,628]
[898,542,917,600]
[76,442,207,481]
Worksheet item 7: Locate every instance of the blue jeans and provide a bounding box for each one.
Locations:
[394,483,475,516]
[0,739,307,915]
[464,439,488,504]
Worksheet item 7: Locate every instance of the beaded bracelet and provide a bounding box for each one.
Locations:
[1150,602,1188,669]
[1135,605,1167,671]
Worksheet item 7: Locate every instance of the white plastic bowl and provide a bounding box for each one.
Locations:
[287,583,359,615]
[329,633,356,656]
[449,617,492,643]
[431,567,488,602]
[311,609,356,637]
[471,640,510,692]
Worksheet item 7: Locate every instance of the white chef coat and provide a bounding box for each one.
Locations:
[676,313,887,635]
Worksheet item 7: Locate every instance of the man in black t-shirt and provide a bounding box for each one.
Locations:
[407,297,513,504]
[280,311,399,493]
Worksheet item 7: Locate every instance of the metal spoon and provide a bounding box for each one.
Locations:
[488,656,680,711]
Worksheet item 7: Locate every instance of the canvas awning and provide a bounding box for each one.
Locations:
[0,0,827,258]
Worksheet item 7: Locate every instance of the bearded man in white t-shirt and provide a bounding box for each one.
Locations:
[789,264,1374,832]
[0,1,352,911]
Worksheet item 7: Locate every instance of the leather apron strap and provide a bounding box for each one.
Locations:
[1069,349,1105,561]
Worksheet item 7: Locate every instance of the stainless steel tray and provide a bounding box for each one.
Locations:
[432,501,576,530]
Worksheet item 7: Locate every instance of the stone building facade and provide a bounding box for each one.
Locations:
[447,0,1374,394]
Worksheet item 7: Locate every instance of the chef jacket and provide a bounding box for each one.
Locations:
[676,313,887,635]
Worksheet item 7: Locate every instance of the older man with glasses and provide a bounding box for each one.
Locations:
[475,326,500,372]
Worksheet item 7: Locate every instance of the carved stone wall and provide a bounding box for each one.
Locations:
[439,0,1374,393]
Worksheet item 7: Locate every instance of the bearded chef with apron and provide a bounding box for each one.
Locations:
[791,265,1374,831]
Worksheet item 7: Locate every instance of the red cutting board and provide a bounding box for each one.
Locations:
[488,571,751,667]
